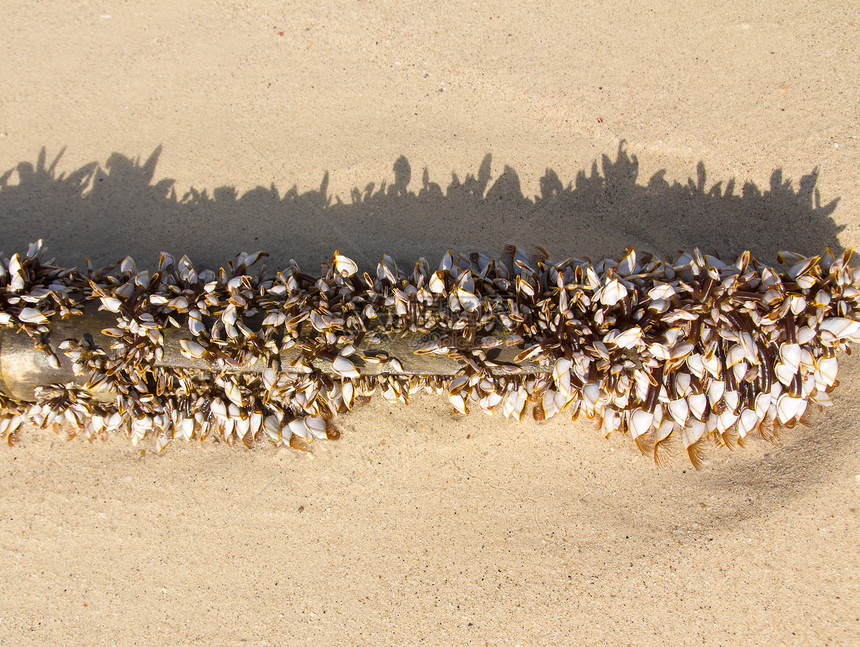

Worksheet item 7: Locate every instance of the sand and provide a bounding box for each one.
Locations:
[0,1,858,645]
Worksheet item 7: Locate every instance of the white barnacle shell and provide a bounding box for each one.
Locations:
[629,408,654,439]
[26,240,44,259]
[9,274,25,292]
[332,355,360,379]
[672,372,691,398]
[665,399,687,427]
[725,344,746,368]
[608,326,643,349]
[601,408,622,436]
[449,393,468,414]
[599,278,627,306]
[774,361,796,387]
[223,380,244,408]
[262,367,278,391]
[456,272,480,312]
[701,350,721,377]
[429,271,447,294]
[786,294,806,315]
[502,388,527,420]
[155,433,172,453]
[222,304,238,327]
[721,390,739,414]
[17,307,48,325]
[816,356,838,387]
[134,271,150,289]
[617,249,638,276]
[100,297,124,313]
[168,296,189,311]
[457,288,481,312]
[736,409,759,439]
[120,256,136,274]
[552,358,573,397]
[682,420,707,448]
[479,391,503,413]
[189,316,206,338]
[288,417,310,440]
[738,332,758,364]
[687,393,707,420]
[263,415,281,442]
[176,417,196,442]
[777,395,806,424]
[262,311,287,327]
[377,256,398,284]
[179,339,207,360]
[686,354,705,378]
[754,392,772,419]
[302,416,325,440]
[669,342,694,362]
[648,283,676,300]
[779,343,801,372]
[648,342,670,360]
[333,251,358,277]
[795,274,817,290]
[582,382,600,411]
[8,253,23,278]
[341,380,355,409]
[812,290,831,308]
[716,407,739,433]
[707,380,725,406]
[819,317,860,340]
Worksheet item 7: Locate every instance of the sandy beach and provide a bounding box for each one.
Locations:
[0,2,858,644]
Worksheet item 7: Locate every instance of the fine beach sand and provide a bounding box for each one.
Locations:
[1,2,858,645]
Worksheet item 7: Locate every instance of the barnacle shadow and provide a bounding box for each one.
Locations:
[0,143,852,516]
[0,142,842,273]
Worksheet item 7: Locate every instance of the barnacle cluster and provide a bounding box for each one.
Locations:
[1,240,859,466]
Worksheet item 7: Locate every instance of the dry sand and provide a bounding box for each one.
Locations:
[0,1,858,645]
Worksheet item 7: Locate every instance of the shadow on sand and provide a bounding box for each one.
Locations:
[0,142,842,273]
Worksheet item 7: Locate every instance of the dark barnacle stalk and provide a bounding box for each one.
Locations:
[0,241,859,466]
